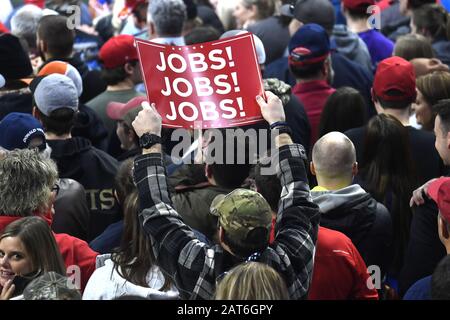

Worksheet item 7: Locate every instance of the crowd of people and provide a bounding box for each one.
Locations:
[0,0,450,301]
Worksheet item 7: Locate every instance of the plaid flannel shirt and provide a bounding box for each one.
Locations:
[133,144,320,300]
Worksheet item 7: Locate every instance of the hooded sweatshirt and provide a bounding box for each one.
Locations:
[332,24,373,73]
[311,184,393,275]
[48,136,120,241]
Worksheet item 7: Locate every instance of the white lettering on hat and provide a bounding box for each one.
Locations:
[23,128,45,143]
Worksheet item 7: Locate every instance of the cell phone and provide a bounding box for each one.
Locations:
[11,275,34,297]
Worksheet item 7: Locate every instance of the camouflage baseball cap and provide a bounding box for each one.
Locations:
[210,189,272,245]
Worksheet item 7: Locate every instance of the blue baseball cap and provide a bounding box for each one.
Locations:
[288,23,330,67]
[0,113,46,151]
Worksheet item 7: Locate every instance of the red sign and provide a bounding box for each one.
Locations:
[135,34,265,129]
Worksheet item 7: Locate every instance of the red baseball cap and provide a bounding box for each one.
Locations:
[99,35,139,69]
[106,96,147,127]
[342,0,375,11]
[119,0,148,18]
[429,177,450,224]
[24,0,45,8]
[373,56,417,102]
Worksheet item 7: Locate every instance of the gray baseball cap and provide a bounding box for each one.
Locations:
[29,73,79,116]
[280,0,335,34]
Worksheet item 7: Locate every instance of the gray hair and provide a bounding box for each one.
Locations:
[11,4,43,51]
[148,0,187,37]
[312,131,356,179]
[0,149,58,216]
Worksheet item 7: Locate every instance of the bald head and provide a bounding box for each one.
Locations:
[312,132,356,181]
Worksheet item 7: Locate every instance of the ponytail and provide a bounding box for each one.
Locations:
[412,4,450,41]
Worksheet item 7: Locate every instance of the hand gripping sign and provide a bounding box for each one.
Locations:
[135,33,265,129]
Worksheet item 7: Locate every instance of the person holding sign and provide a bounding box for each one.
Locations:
[131,93,319,300]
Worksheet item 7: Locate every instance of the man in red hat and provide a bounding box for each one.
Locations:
[346,57,446,296]
[346,56,444,186]
[86,34,144,150]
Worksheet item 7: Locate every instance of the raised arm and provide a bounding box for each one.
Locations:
[256,92,320,299]
[132,102,209,299]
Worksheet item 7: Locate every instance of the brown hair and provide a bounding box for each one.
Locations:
[416,71,450,130]
[361,114,417,274]
[394,34,435,61]
[111,191,172,291]
[412,4,450,42]
[1,216,66,277]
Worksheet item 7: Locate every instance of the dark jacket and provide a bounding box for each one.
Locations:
[399,199,447,296]
[0,88,32,121]
[89,220,123,254]
[247,16,291,65]
[172,183,233,242]
[53,178,91,242]
[72,104,109,152]
[345,126,447,186]
[432,40,450,68]
[197,5,225,34]
[311,184,393,276]
[264,78,311,153]
[134,144,319,299]
[48,137,120,241]
[264,52,376,119]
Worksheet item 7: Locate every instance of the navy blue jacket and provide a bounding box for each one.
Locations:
[264,52,376,119]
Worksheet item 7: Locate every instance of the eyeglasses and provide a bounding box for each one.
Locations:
[51,183,60,197]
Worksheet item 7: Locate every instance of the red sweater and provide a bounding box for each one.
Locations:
[292,80,335,145]
[270,220,378,300]
[0,213,97,292]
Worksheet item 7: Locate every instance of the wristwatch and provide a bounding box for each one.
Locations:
[139,132,161,149]
[270,121,292,136]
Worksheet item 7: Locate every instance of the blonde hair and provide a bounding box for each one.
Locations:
[215,262,289,300]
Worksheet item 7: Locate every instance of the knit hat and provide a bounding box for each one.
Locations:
[0,33,33,80]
